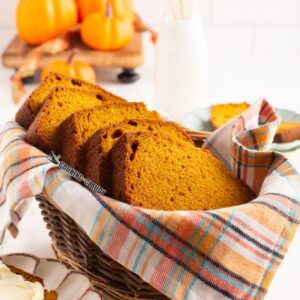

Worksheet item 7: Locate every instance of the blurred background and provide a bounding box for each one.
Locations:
[1,0,300,124]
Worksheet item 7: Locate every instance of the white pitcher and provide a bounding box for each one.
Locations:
[156,1,209,122]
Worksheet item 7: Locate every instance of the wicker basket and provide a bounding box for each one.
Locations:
[36,130,209,300]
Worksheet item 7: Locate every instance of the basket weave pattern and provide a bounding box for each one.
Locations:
[36,131,208,299]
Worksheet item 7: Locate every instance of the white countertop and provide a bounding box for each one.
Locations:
[1,29,300,299]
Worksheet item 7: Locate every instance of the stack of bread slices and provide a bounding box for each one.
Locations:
[16,73,255,211]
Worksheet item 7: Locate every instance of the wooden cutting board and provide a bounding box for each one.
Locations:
[2,32,144,70]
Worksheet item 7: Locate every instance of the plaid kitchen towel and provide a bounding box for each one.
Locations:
[1,98,300,300]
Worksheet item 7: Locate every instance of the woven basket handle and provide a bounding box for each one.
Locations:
[180,125,211,147]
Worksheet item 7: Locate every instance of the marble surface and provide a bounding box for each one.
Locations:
[1,29,300,299]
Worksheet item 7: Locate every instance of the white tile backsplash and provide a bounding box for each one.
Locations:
[0,28,16,54]
[198,0,211,24]
[254,26,300,56]
[297,0,300,23]
[205,25,254,56]
[212,0,297,24]
[1,0,300,57]
[133,0,211,25]
[133,0,166,26]
[0,0,17,27]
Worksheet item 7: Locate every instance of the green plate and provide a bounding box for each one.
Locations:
[181,107,300,152]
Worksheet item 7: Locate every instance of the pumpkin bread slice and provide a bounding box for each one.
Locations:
[111,132,255,211]
[25,86,116,153]
[59,102,162,172]
[16,72,125,129]
[211,102,249,129]
[85,119,193,193]
[274,121,300,143]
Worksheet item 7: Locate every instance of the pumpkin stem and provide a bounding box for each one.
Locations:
[67,49,77,65]
[106,1,112,19]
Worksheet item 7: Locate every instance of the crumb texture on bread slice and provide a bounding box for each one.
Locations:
[60,102,162,172]
[211,102,249,129]
[15,72,125,129]
[111,132,255,211]
[25,86,111,153]
[85,119,193,193]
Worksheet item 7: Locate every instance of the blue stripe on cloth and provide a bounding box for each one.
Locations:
[97,201,133,247]
[133,210,266,293]
[0,156,48,196]
[0,138,25,155]
[44,169,57,186]
[274,169,299,199]
[102,204,131,251]
[285,160,300,177]
[178,210,259,298]
[89,205,105,236]
[256,173,299,298]
[183,210,259,300]
[238,127,274,149]
[87,197,260,298]
[243,125,276,137]
[164,213,210,295]
[227,162,273,169]
[132,212,164,272]
[1,162,51,203]
[48,180,69,197]
[275,160,300,180]
[127,210,223,275]
[241,141,271,150]
[91,192,253,300]
[0,125,23,140]
[97,213,113,245]
[265,192,298,205]
[261,197,297,218]
[205,140,231,170]
[169,214,214,298]
[127,210,172,244]
[205,263,257,298]
[230,147,273,158]
[102,217,119,250]
[108,204,265,297]
[41,167,47,178]
[201,210,241,284]
[45,170,70,197]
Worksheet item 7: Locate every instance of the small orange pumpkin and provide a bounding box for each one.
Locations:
[16,0,78,45]
[80,2,134,51]
[76,0,133,22]
[41,51,96,83]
